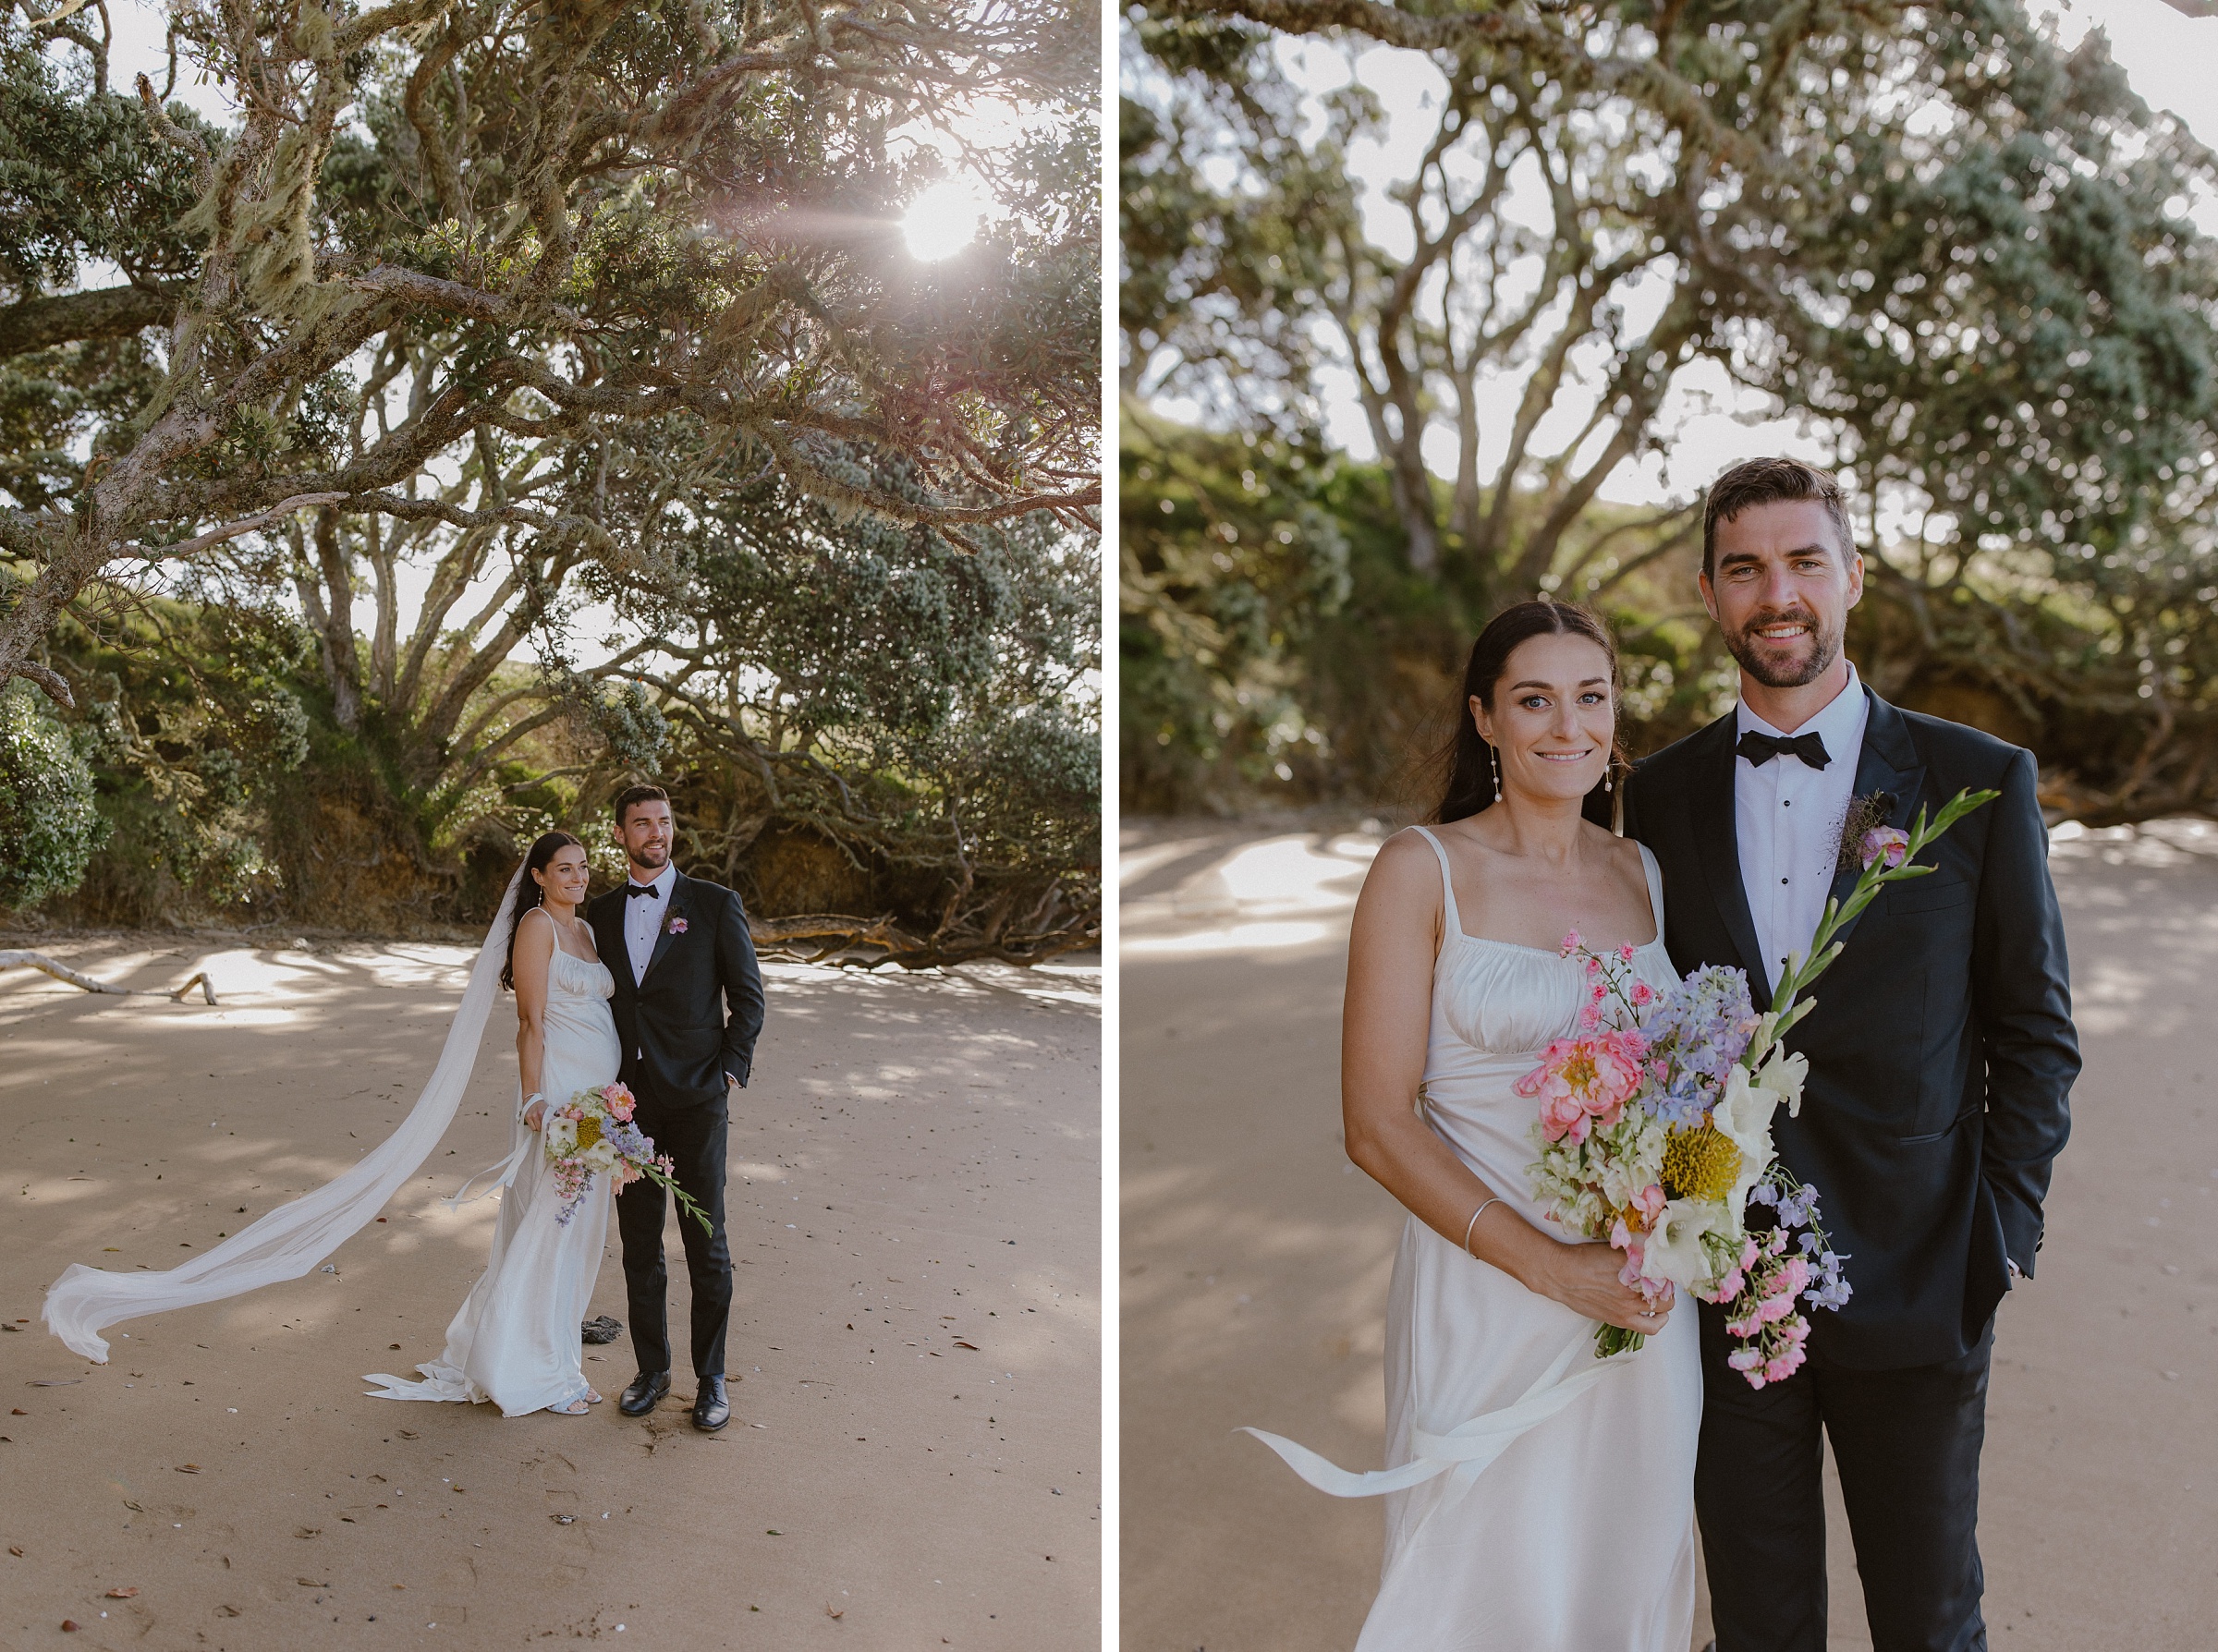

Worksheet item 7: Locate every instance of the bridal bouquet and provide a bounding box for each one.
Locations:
[1520,787,1997,1384]
[543,1082,713,1234]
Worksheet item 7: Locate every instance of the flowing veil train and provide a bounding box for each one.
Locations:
[43,864,528,1363]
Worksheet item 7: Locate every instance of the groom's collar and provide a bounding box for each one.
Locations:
[628,862,677,897]
[1735,661,1867,749]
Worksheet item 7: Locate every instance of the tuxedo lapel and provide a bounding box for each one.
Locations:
[1685,712,1773,1012]
[1819,690,1926,958]
[640,871,688,984]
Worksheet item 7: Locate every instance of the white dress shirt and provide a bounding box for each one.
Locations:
[1735,664,1870,995]
[622,861,676,986]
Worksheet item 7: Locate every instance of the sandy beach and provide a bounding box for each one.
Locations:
[0,939,1100,1650]
[1122,816,2218,1651]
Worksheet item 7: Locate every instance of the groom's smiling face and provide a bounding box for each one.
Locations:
[1700,498,1864,690]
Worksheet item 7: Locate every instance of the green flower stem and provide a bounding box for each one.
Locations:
[1743,788,1999,1072]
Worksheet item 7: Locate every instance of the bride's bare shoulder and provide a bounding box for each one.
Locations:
[1362,827,1450,904]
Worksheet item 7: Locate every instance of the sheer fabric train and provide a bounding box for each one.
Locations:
[43,867,526,1364]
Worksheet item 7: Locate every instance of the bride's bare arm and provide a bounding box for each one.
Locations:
[1341,832,1665,1334]
[513,909,554,1129]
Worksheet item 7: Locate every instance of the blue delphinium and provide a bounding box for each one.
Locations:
[1637,965,1759,1127]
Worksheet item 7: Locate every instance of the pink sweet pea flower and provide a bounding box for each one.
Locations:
[1726,1346,1765,1374]
[1860,825,1909,871]
[1763,1350,1805,1383]
[1712,1269,1745,1301]
[1629,1183,1666,1224]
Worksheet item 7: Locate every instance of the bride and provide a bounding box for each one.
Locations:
[363,830,621,1415]
[1245,601,1700,1650]
[43,832,625,1420]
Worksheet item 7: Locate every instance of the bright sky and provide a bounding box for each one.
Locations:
[1144,0,2218,514]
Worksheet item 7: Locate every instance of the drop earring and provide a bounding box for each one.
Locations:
[1603,752,1614,793]
[1489,742,1503,804]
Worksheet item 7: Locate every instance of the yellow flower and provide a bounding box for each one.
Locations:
[575,1116,603,1153]
[1662,1124,1741,1201]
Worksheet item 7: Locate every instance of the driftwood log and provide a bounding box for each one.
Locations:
[0,952,218,1003]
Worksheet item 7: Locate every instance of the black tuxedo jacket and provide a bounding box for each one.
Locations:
[588,870,766,1110]
[1623,690,2078,1369]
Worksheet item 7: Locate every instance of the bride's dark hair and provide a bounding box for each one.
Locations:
[1429,600,1622,825]
[501,831,587,990]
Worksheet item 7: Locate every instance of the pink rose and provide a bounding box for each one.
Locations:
[1558,930,1581,957]
[1860,826,1909,871]
[1630,980,1654,1007]
[1617,942,1636,964]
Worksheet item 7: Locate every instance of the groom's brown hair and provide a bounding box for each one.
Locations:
[613,783,670,826]
[1702,457,1856,577]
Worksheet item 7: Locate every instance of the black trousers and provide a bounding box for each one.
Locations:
[1696,1303,1993,1652]
[614,1094,732,1379]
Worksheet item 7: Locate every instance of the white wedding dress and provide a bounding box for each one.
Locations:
[1248,828,1701,1651]
[364,936,623,1416]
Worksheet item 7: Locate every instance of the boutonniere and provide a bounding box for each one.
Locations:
[664,914,689,936]
[1835,791,1903,873]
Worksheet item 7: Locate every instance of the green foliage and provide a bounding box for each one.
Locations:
[1126,1,2218,819]
[0,683,104,910]
[1122,413,1737,812]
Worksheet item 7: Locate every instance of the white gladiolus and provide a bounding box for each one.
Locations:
[1711,1068,1780,1227]
[1645,1197,1727,1288]
[1757,1047,1809,1117]
[543,1116,579,1154]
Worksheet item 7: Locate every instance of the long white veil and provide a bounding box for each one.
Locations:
[43,862,528,1363]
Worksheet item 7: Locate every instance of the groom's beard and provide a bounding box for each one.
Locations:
[628,844,670,873]
[1723,602,1842,689]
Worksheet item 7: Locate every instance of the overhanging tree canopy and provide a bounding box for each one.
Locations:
[0,0,1102,704]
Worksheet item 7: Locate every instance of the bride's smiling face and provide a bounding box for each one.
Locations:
[1472,632,1615,805]
[533,844,591,909]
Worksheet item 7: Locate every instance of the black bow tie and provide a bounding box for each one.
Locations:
[625,881,661,899]
[1737,728,1832,771]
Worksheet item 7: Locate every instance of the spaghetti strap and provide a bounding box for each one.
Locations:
[1634,841,1666,946]
[1408,825,1462,937]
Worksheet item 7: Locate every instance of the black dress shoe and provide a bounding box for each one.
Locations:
[619,1369,670,1416]
[692,1373,730,1432]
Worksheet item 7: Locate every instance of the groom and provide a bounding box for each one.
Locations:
[1623,457,2078,1652]
[588,783,766,1432]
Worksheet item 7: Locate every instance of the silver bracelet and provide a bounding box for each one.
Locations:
[1463,1196,1504,1257]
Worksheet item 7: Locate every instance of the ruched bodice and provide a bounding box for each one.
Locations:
[541,946,621,1104]
[1415,830,1682,1240]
